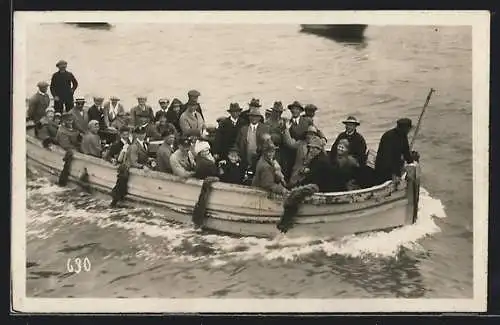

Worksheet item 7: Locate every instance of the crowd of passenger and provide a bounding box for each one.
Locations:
[27,60,420,195]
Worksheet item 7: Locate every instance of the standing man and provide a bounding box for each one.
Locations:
[180,90,204,120]
[375,118,419,183]
[103,96,127,129]
[50,60,78,114]
[329,116,367,166]
[213,102,245,160]
[27,81,51,126]
[87,96,107,131]
[240,98,263,125]
[287,101,312,141]
[155,98,170,122]
[235,106,270,173]
[130,96,154,127]
[124,125,151,170]
[179,98,205,137]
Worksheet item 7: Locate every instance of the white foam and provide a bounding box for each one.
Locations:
[27,177,447,264]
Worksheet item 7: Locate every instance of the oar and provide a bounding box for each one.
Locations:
[410,88,435,150]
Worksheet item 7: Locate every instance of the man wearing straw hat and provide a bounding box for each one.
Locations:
[50,60,78,114]
[329,115,368,166]
[27,81,51,126]
[68,96,88,135]
[213,102,245,160]
[130,95,154,127]
[235,105,270,173]
[103,96,126,129]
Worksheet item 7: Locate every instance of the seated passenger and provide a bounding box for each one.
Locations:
[218,146,245,185]
[166,98,183,134]
[252,141,288,195]
[103,96,127,130]
[330,139,361,191]
[155,98,170,122]
[105,125,132,164]
[298,136,337,192]
[156,126,177,173]
[37,107,60,148]
[329,116,367,166]
[146,114,174,141]
[54,112,62,126]
[123,125,150,169]
[283,124,323,188]
[130,96,154,127]
[55,113,80,151]
[81,120,102,158]
[193,140,218,179]
[169,136,196,178]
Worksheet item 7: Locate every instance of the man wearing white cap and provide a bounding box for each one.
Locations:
[50,60,78,113]
[27,81,51,125]
[81,120,102,158]
[193,140,218,179]
[68,96,88,135]
[103,96,126,129]
[37,107,60,148]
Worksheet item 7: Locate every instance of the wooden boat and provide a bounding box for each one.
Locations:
[26,129,420,239]
[300,24,367,40]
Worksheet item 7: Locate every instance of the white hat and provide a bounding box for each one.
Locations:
[88,120,99,128]
[193,140,211,156]
[45,107,55,113]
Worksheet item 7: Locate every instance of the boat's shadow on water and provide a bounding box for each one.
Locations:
[300,31,368,50]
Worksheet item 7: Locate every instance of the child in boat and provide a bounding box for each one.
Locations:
[218,146,245,184]
[193,140,218,179]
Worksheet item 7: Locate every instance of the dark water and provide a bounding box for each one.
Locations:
[25,24,472,298]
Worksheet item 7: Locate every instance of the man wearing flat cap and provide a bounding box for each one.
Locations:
[68,97,88,135]
[87,96,107,131]
[123,124,151,170]
[155,98,170,122]
[180,90,205,120]
[375,118,419,183]
[179,92,206,138]
[329,116,368,167]
[103,96,126,129]
[213,102,245,160]
[130,96,155,127]
[50,60,78,114]
[27,81,51,129]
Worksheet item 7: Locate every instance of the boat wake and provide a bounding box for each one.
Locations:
[26,172,447,266]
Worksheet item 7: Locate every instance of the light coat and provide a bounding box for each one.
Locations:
[169,149,196,178]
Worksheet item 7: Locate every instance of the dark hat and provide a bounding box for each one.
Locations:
[304,104,318,112]
[342,116,360,126]
[271,101,284,112]
[227,102,243,113]
[170,98,183,107]
[119,125,130,133]
[74,96,86,102]
[305,125,319,135]
[248,98,261,108]
[61,113,74,121]
[161,126,177,138]
[247,107,263,117]
[228,145,239,153]
[396,118,413,129]
[37,81,49,88]
[56,60,67,67]
[110,96,120,101]
[188,89,201,97]
[287,101,304,111]
[216,116,226,123]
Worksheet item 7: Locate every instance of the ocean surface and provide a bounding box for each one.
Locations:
[24,24,472,299]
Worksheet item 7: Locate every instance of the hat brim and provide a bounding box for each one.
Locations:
[288,105,304,111]
[342,120,360,125]
[227,108,243,112]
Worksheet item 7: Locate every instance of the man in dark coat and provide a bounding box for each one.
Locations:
[50,60,78,114]
[124,125,151,169]
[329,116,368,166]
[375,118,418,183]
[68,97,88,136]
[240,98,264,125]
[155,98,170,122]
[213,102,245,160]
[55,113,80,151]
[87,96,107,130]
[288,101,312,141]
[27,81,51,125]
[105,126,132,163]
[180,90,204,120]
[235,107,270,173]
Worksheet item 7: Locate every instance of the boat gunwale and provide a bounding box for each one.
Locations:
[26,132,405,201]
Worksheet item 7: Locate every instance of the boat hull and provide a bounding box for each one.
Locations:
[26,133,419,239]
[300,24,367,40]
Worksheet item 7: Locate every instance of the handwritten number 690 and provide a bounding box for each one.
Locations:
[66,257,91,273]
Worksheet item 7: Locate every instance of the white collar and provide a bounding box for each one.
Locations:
[292,116,300,123]
[38,90,47,96]
[346,130,355,136]
[136,139,145,147]
[250,123,258,130]
[120,137,129,145]
[230,117,238,124]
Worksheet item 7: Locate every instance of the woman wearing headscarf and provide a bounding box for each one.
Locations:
[165,98,184,134]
